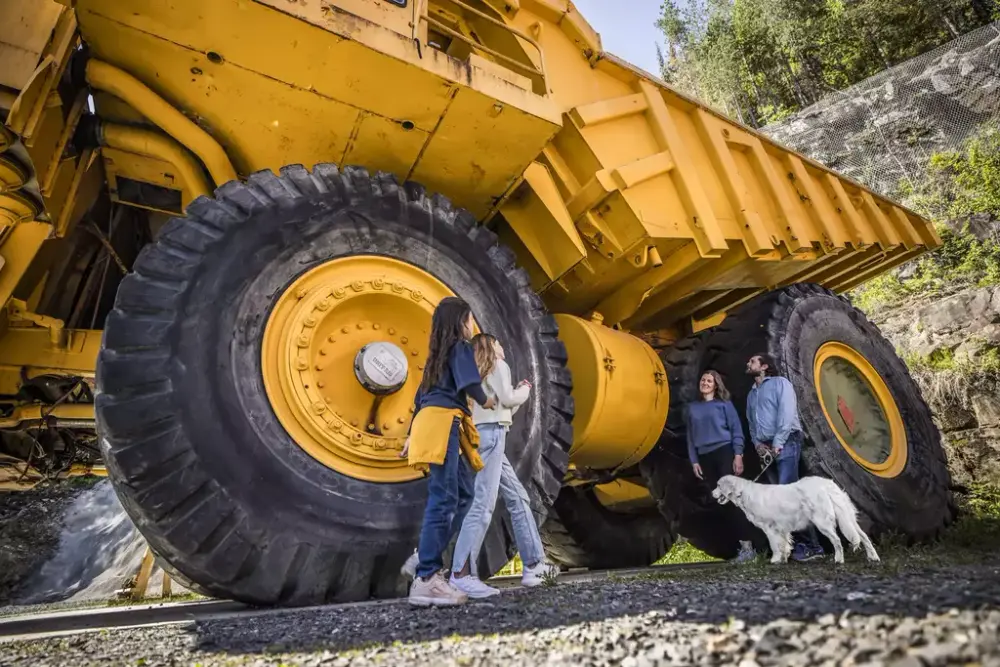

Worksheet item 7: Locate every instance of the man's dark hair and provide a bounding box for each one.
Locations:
[754,352,781,377]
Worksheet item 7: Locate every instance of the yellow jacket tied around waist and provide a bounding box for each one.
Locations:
[407,407,483,473]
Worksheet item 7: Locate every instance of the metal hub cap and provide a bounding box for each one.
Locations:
[813,342,907,478]
[261,255,454,483]
[355,342,409,394]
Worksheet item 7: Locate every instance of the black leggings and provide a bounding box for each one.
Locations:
[697,446,763,549]
[699,445,736,489]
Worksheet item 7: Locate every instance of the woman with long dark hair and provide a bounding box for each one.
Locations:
[448,333,559,598]
[402,297,495,606]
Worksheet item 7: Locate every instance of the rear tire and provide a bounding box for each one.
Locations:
[640,334,762,559]
[701,283,955,541]
[541,486,676,569]
[97,165,573,606]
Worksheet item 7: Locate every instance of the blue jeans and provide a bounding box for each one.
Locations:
[416,419,475,579]
[452,423,545,576]
[767,431,820,549]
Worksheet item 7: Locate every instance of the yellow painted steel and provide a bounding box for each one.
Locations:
[262,255,455,483]
[0,155,29,193]
[100,123,212,205]
[84,59,237,187]
[0,322,101,380]
[0,0,943,480]
[813,342,907,478]
[554,314,668,470]
[59,0,938,330]
[592,478,656,511]
[0,402,94,429]
[0,461,106,491]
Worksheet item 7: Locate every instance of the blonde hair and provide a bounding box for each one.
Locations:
[471,333,498,379]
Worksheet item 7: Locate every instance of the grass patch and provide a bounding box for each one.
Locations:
[902,347,1000,412]
[635,484,1000,585]
[105,592,208,607]
[655,538,719,565]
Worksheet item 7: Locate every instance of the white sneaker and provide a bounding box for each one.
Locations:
[408,572,467,606]
[521,561,560,587]
[450,574,500,599]
[401,550,418,579]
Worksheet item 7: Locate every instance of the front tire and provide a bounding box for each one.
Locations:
[97,165,573,605]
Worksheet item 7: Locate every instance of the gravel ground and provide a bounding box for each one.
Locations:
[4,558,999,666]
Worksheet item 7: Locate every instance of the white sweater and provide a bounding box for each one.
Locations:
[472,358,530,427]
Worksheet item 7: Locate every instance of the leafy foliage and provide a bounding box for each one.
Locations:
[656,0,998,126]
[852,130,1000,313]
[901,129,1000,221]
[655,538,719,564]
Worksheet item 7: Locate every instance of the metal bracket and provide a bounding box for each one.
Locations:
[7,299,68,349]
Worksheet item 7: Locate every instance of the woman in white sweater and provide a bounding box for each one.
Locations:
[448,334,560,598]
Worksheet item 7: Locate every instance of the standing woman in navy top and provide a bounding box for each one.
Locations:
[685,370,756,563]
[402,297,495,606]
[686,370,744,483]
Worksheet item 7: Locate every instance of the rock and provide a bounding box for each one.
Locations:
[978,324,1000,346]
[896,261,919,281]
[878,286,1000,361]
[972,394,1000,428]
[934,405,977,432]
[946,212,1000,244]
[942,428,1000,486]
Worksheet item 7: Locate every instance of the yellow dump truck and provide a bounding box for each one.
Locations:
[2,0,953,604]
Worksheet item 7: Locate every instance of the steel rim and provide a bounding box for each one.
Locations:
[261,255,454,483]
[813,341,907,478]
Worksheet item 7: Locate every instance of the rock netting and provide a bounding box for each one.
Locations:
[763,23,1000,198]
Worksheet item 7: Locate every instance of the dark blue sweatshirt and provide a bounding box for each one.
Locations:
[685,399,745,463]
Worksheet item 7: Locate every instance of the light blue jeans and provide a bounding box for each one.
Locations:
[452,423,545,576]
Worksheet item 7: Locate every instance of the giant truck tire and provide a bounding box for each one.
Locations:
[699,283,954,542]
[540,486,676,569]
[96,164,573,606]
[639,334,764,559]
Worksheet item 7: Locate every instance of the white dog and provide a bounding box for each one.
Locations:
[711,475,880,564]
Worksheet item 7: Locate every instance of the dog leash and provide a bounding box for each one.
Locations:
[752,450,774,482]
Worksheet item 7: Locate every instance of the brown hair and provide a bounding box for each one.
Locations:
[471,333,498,380]
[700,370,731,401]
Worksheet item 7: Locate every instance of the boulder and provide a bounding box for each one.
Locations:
[944,212,1000,244]
[934,404,978,432]
[942,428,1000,487]
[971,393,1000,428]
[880,286,1000,360]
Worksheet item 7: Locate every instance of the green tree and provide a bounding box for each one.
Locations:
[656,0,997,126]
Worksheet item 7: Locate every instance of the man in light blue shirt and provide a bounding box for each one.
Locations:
[745,353,824,562]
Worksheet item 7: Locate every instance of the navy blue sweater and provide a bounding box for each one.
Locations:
[685,399,745,464]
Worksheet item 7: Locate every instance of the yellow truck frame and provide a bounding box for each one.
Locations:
[1,0,951,604]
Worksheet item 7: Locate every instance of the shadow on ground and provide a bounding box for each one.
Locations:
[189,553,1000,659]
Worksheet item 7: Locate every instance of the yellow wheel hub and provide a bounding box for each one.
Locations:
[262,255,454,483]
[813,342,907,478]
